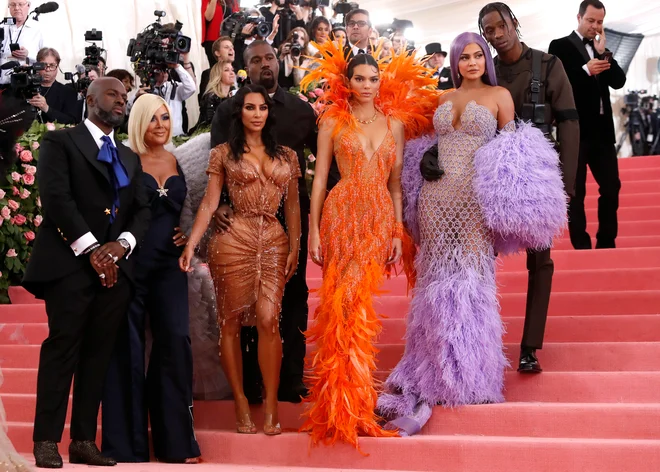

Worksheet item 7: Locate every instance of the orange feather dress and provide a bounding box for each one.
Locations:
[299,42,439,450]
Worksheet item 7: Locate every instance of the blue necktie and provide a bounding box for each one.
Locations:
[97,135,130,222]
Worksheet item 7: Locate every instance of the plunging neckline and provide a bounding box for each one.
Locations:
[145,172,180,190]
[242,156,280,182]
[443,100,497,132]
[354,128,392,163]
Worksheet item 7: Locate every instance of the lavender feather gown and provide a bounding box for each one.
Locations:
[379,101,513,427]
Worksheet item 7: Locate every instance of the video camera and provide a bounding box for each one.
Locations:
[334,0,359,15]
[126,10,192,89]
[64,29,105,95]
[221,11,271,43]
[7,62,45,99]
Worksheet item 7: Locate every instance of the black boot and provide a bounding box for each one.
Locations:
[69,440,117,466]
[34,441,63,469]
[518,348,543,374]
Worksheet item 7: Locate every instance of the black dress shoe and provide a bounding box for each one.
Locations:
[69,440,117,466]
[278,381,309,403]
[34,441,63,469]
[518,349,543,374]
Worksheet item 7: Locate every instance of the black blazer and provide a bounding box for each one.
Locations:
[548,32,626,143]
[41,80,81,125]
[23,124,151,297]
[437,67,454,90]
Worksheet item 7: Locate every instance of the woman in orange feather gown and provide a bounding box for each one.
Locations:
[301,47,438,448]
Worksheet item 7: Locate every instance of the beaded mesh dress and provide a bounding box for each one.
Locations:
[379,101,514,421]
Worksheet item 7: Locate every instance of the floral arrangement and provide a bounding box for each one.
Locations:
[0,122,71,303]
[288,83,325,115]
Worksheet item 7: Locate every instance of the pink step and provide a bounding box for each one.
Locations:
[616,156,660,168]
[308,267,660,295]
[552,235,660,249]
[588,167,660,181]
[3,315,657,348]
[584,205,660,221]
[7,286,38,305]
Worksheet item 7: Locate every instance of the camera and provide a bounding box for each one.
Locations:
[126,10,192,88]
[221,11,271,42]
[0,17,16,45]
[290,32,302,57]
[334,0,359,15]
[10,63,45,99]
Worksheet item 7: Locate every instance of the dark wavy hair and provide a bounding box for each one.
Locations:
[228,84,282,162]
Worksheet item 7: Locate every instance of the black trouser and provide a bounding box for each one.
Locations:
[241,210,310,396]
[101,260,200,462]
[520,248,554,351]
[33,267,131,442]
[202,41,217,67]
[568,131,621,249]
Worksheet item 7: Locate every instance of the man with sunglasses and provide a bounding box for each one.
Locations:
[1,1,44,88]
[28,47,80,124]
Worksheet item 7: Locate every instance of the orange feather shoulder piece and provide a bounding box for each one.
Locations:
[300,40,442,139]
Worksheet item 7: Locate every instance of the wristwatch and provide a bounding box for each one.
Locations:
[117,238,130,257]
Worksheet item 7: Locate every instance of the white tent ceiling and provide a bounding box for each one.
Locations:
[359,0,660,53]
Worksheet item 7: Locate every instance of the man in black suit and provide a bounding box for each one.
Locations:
[549,0,626,249]
[343,9,372,58]
[23,77,150,468]
[211,41,340,404]
[424,43,453,90]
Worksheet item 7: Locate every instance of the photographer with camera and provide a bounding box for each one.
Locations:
[278,26,311,89]
[1,1,44,88]
[222,10,280,72]
[260,0,308,48]
[26,47,79,124]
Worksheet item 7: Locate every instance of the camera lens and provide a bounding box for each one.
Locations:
[291,44,302,57]
[174,35,191,53]
[256,22,272,38]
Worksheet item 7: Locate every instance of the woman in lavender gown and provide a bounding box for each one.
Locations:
[378,32,567,435]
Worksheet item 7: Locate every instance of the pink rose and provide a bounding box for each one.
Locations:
[36,197,41,208]
[14,143,23,153]
[0,189,5,199]
[12,186,19,196]
[19,150,33,162]
[0,271,2,277]
[13,214,26,225]
[1,206,10,220]
[11,172,21,182]
[23,165,37,175]
[7,199,19,211]
[19,188,31,200]
[297,93,309,102]
[313,88,324,98]
[307,154,316,162]
[24,230,36,241]
[306,168,315,175]
[22,173,35,185]
[46,123,56,131]
[34,215,42,227]
[6,248,17,257]
[31,141,40,150]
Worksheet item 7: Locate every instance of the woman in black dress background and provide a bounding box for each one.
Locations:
[101,94,200,463]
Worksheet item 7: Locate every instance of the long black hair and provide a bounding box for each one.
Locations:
[478,2,521,39]
[228,84,282,162]
[347,53,379,80]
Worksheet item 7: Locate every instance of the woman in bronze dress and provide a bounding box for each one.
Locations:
[179,84,301,435]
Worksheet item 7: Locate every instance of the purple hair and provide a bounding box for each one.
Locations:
[449,32,497,88]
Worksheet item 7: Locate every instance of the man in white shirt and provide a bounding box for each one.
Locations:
[1,1,44,85]
[134,57,196,136]
[344,9,372,58]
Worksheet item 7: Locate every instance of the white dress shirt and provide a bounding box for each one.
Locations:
[69,119,136,257]
[151,64,197,137]
[574,30,604,115]
[0,22,44,84]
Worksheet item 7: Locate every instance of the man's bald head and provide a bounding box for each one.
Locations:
[86,77,128,130]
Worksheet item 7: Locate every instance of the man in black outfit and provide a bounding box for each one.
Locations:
[424,43,453,90]
[549,0,626,249]
[211,40,340,403]
[23,77,150,468]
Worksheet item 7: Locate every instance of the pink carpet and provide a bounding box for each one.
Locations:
[1,155,660,471]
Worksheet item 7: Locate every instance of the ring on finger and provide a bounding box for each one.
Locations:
[99,273,106,279]
[106,253,114,259]
[112,255,119,263]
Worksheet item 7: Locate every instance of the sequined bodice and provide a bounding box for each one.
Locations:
[333,127,396,184]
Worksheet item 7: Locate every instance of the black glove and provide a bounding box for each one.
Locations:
[420,144,444,181]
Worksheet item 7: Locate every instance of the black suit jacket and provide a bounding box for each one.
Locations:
[211,86,340,209]
[437,67,454,90]
[23,124,151,297]
[40,81,81,125]
[548,32,626,143]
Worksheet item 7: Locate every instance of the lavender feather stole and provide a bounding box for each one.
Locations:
[473,122,568,255]
[401,134,437,244]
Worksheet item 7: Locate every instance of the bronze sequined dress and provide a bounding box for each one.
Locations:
[205,143,301,322]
